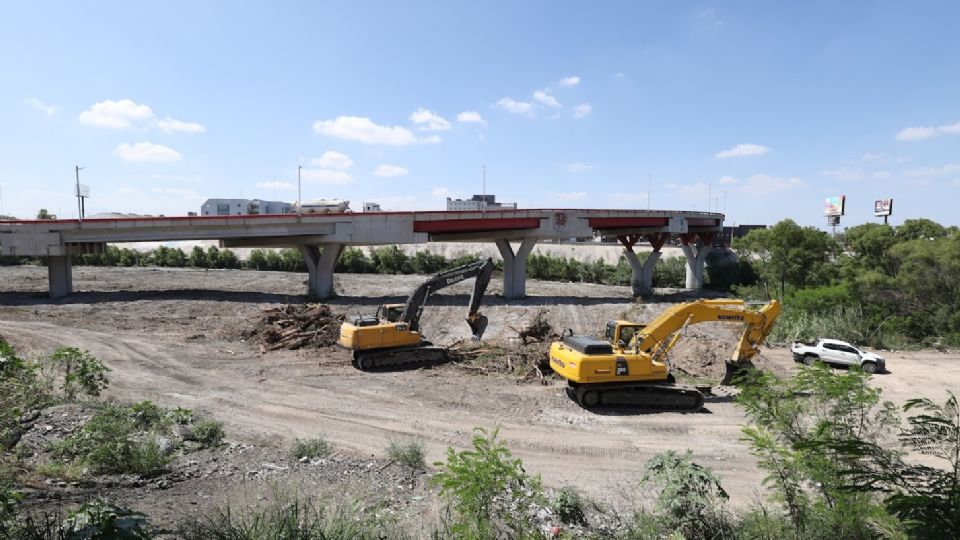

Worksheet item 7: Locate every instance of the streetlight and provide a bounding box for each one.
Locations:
[75,165,87,221]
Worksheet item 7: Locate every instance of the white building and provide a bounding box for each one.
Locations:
[201,198,293,216]
[446,194,517,211]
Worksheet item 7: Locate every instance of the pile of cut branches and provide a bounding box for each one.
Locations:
[244,304,344,351]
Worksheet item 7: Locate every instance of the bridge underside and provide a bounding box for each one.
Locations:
[0,209,723,300]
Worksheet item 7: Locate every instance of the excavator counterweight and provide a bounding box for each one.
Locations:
[549,299,781,411]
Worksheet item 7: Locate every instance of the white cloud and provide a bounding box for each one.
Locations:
[80,99,154,129]
[821,166,866,181]
[953,178,960,187]
[533,90,561,108]
[456,111,486,124]
[301,169,353,184]
[24,98,56,116]
[715,143,771,159]
[559,76,581,87]
[566,162,593,172]
[155,117,205,134]
[432,187,452,198]
[895,121,960,141]
[698,8,724,27]
[116,187,140,195]
[256,181,295,190]
[873,171,893,180]
[312,151,353,170]
[613,72,626,79]
[409,108,451,131]
[861,153,885,162]
[738,174,806,193]
[718,176,740,185]
[573,103,592,119]
[114,142,182,163]
[494,97,533,115]
[373,164,409,177]
[313,116,435,145]
[556,191,587,201]
[904,163,960,177]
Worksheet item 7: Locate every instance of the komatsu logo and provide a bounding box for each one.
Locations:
[718,315,744,321]
[550,356,565,368]
[445,276,466,285]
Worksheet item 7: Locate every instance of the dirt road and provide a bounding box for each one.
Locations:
[2,265,957,507]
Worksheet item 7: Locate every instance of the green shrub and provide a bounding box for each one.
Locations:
[386,438,426,472]
[50,347,110,400]
[552,486,589,526]
[1,338,53,450]
[191,420,225,448]
[641,450,732,538]
[431,426,543,538]
[129,400,170,431]
[52,403,170,476]
[292,437,332,460]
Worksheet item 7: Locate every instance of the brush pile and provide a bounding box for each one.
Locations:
[448,311,560,384]
[244,304,345,351]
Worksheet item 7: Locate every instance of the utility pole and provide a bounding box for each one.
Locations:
[482,165,486,214]
[298,164,303,215]
[708,183,712,212]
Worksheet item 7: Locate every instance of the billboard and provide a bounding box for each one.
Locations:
[824,195,845,216]
[874,199,893,217]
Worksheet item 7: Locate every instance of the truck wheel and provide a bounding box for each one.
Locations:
[803,355,817,366]
[862,362,878,374]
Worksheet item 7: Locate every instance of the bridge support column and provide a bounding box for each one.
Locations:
[299,244,343,299]
[618,233,670,297]
[680,233,715,289]
[48,255,73,299]
[496,237,536,299]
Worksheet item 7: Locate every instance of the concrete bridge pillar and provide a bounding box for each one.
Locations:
[48,255,74,299]
[495,237,536,299]
[299,243,343,299]
[680,232,715,289]
[618,233,670,297]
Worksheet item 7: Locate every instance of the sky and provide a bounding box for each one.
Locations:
[2,1,959,229]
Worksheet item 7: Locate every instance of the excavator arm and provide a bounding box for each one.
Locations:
[632,299,781,382]
[400,258,495,339]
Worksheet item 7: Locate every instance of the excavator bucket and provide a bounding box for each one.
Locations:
[467,314,489,341]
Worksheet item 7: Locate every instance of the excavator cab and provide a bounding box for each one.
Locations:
[604,321,645,351]
[377,304,405,323]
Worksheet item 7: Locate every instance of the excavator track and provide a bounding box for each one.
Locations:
[354,345,448,371]
[568,382,705,412]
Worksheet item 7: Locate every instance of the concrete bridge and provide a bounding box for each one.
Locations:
[0,209,722,299]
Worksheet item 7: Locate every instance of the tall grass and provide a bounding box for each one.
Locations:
[767,304,910,350]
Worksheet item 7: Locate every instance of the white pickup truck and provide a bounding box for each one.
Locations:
[791,338,887,374]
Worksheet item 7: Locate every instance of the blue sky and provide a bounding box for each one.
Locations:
[2,1,959,228]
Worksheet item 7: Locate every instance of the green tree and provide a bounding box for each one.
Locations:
[896,218,947,242]
[734,219,839,298]
[187,246,208,268]
[36,208,54,219]
[843,223,897,275]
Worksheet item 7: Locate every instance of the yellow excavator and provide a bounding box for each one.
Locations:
[549,299,781,411]
[339,258,495,370]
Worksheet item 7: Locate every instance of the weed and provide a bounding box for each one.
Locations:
[386,438,426,472]
[641,450,733,539]
[130,400,171,432]
[50,347,110,400]
[552,486,589,526]
[292,437,332,460]
[179,493,406,540]
[432,426,543,538]
[190,420,225,448]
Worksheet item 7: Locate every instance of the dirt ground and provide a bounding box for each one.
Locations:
[2,265,959,518]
